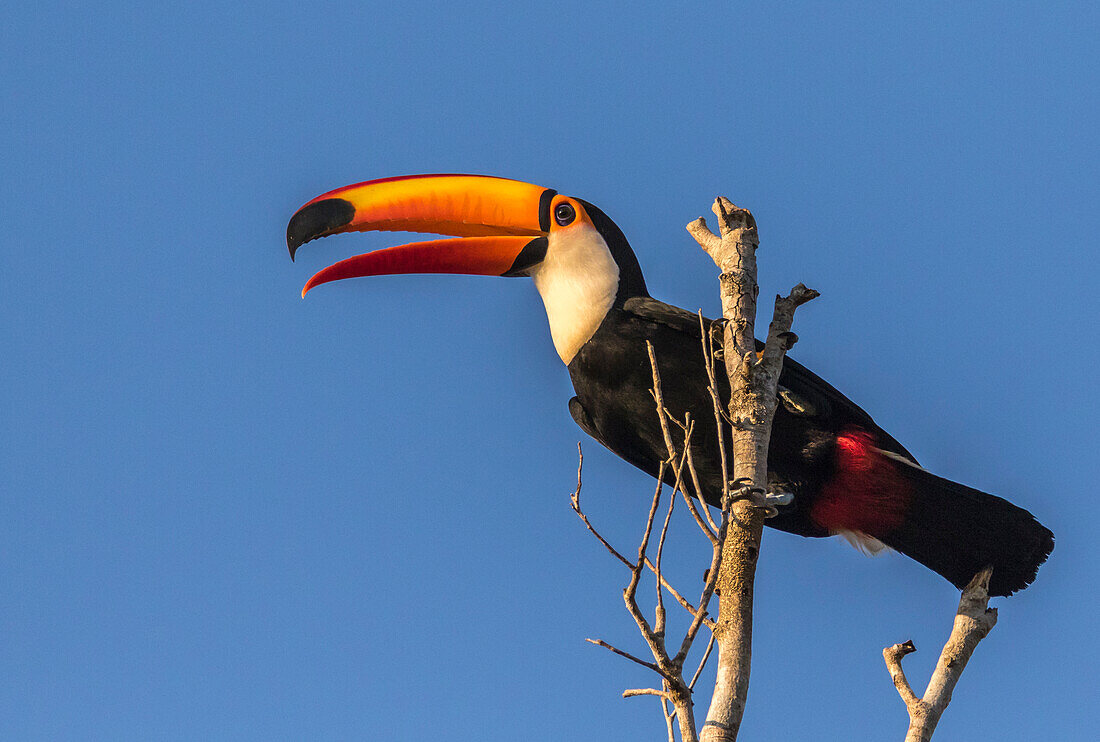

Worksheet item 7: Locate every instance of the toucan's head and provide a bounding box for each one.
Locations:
[287,174,648,363]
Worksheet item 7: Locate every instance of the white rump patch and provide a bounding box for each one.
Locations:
[835,529,889,556]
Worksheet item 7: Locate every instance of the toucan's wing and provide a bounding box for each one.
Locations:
[622,296,710,336]
[621,297,920,465]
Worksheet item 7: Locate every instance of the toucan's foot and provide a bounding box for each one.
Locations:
[727,478,793,518]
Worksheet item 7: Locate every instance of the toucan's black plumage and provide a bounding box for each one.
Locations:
[288,174,1054,597]
[568,296,1053,596]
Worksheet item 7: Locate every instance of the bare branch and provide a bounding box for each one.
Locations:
[884,567,999,741]
[614,462,691,700]
[572,444,711,630]
[690,632,718,690]
[686,216,722,254]
[624,687,672,700]
[699,311,732,508]
[574,434,702,740]
[761,284,820,367]
[883,640,921,709]
[570,443,636,570]
[576,195,814,742]
[674,509,728,668]
[586,638,672,680]
[676,425,722,543]
[587,547,716,630]
[643,557,716,630]
[629,464,665,584]
[682,417,721,534]
[689,198,817,742]
[662,693,677,742]
[648,341,719,545]
[654,469,677,637]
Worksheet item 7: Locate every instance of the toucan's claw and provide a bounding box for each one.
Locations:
[727,478,793,518]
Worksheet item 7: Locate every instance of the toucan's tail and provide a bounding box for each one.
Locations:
[882,464,1054,597]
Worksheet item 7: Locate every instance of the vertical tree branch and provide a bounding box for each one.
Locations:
[575,196,815,741]
[688,198,818,741]
[883,567,999,741]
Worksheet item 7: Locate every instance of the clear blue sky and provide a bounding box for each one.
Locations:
[2,2,1096,739]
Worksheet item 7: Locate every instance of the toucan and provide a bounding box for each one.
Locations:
[287,174,1053,597]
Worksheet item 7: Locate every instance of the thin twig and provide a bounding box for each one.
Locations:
[570,443,636,570]
[690,632,718,690]
[648,341,719,546]
[573,446,711,628]
[644,557,716,630]
[681,415,720,534]
[614,459,684,692]
[623,687,673,700]
[654,468,677,638]
[587,638,673,681]
[699,311,732,508]
[662,693,677,742]
[674,509,728,667]
[676,424,721,543]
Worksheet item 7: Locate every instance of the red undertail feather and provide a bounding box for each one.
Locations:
[810,428,1053,596]
[811,428,912,539]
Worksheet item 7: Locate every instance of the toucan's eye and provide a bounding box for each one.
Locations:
[554,202,576,226]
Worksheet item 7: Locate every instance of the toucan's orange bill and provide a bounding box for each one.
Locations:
[301,236,548,297]
[287,174,554,257]
[288,174,556,296]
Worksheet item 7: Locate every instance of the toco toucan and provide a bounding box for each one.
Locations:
[286,174,1053,597]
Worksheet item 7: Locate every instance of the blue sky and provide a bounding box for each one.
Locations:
[1,2,1096,739]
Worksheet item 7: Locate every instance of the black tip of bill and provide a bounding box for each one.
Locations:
[286,198,356,260]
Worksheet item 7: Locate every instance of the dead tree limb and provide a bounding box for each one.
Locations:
[883,567,999,741]
[573,196,815,741]
[688,198,818,741]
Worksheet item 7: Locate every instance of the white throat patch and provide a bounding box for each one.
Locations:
[531,222,620,364]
